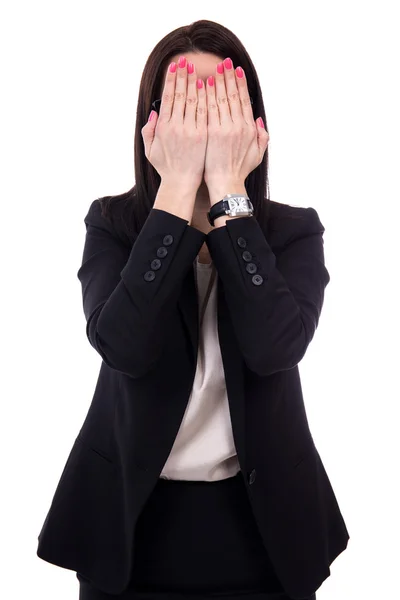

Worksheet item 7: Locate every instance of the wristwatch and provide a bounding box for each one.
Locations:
[207,194,254,226]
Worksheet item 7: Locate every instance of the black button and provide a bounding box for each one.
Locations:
[163,234,174,246]
[242,250,252,262]
[157,247,168,258]
[237,237,247,248]
[252,274,264,286]
[150,258,162,270]
[144,270,155,282]
[248,469,257,485]
[246,263,257,274]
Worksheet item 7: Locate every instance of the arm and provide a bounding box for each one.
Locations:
[77,194,206,378]
[205,207,330,377]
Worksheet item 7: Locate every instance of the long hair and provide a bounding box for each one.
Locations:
[98,19,272,242]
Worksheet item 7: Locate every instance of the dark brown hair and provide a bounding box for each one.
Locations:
[98,19,272,242]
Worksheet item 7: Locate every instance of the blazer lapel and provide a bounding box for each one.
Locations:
[177,263,200,366]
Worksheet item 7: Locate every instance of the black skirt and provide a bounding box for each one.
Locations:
[77,470,316,600]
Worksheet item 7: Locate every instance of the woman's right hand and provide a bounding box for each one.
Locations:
[141,56,208,192]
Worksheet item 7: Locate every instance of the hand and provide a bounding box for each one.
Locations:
[141,56,208,193]
[204,58,269,198]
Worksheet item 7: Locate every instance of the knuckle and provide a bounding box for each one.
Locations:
[186,94,197,107]
[162,92,174,105]
[228,91,240,104]
[174,91,185,103]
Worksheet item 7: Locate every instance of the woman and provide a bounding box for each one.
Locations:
[36,19,350,600]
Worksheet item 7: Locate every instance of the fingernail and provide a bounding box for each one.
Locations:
[217,62,224,74]
[258,117,264,128]
[169,62,177,73]
[187,62,194,74]
[223,57,233,70]
[197,79,203,89]
[207,75,214,87]
[178,56,186,68]
[236,66,244,79]
[148,110,155,122]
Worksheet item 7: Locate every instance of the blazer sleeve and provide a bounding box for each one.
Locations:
[206,207,330,377]
[77,199,206,378]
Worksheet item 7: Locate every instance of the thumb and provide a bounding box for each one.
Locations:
[141,110,158,157]
[256,116,270,156]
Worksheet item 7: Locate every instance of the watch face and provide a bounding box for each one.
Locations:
[237,198,249,210]
[228,197,249,211]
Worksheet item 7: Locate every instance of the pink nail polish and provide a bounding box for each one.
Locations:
[207,75,214,87]
[187,62,194,74]
[236,66,244,79]
[169,62,177,73]
[223,57,233,70]
[178,56,186,68]
[217,62,224,74]
[197,79,203,89]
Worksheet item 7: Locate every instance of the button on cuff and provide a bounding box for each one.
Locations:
[163,234,174,246]
[144,270,156,282]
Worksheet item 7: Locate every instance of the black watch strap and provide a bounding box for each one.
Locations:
[207,200,227,226]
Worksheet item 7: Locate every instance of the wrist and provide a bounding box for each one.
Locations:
[160,177,200,197]
[154,181,197,223]
[207,181,247,206]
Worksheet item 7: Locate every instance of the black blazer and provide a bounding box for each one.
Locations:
[37,198,350,599]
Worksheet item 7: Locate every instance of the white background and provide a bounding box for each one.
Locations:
[1,1,399,599]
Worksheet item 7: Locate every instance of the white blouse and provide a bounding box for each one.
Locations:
[159,256,240,482]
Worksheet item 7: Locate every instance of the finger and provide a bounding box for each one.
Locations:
[195,78,207,130]
[206,75,219,128]
[184,61,199,127]
[256,117,270,159]
[221,58,242,124]
[141,110,158,158]
[159,61,178,123]
[213,60,232,125]
[235,66,253,125]
[171,55,188,123]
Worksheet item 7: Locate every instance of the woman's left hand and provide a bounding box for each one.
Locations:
[203,57,269,197]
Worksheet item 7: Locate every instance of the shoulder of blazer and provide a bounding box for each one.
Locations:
[84,198,116,232]
[267,200,326,251]
[83,198,134,247]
